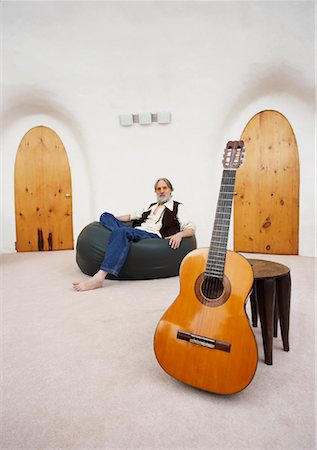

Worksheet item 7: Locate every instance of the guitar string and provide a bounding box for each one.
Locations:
[213,170,227,299]
[208,170,226,299]
[206,168,236,300]
[213,169,229,299]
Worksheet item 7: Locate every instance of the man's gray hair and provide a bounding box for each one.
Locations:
[154,178,174,191]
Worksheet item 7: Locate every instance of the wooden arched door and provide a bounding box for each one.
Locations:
[14,126,74,251]
[233,110,299,255]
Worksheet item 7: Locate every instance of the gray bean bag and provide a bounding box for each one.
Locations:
[76,221,197,280]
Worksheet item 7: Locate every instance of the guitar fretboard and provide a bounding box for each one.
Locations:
[205,169,236,278]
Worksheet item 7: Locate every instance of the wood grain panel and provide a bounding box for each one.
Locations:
[15,126,74,251]
[234,110,299,254]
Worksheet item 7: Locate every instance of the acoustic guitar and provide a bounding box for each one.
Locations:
[154,141,258,394]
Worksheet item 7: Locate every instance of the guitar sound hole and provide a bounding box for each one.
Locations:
[201,276,224,300]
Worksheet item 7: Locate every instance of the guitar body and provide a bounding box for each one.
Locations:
[154,248,258,394]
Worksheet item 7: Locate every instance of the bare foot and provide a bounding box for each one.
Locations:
[73,270,107,292]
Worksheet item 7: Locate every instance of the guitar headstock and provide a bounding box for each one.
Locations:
[222,140,245,170]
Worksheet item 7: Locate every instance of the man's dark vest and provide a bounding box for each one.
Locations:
[133,201,181,238]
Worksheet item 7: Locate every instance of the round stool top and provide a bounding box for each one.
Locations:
[247,259,290,280]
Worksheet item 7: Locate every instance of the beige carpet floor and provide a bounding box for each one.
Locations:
[1,250,316,449]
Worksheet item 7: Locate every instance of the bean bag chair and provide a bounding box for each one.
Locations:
[76,221,197,280]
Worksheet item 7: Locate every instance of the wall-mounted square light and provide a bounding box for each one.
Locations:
[119,114,133,126]
[157,111,171,124]
[139,113,152,125]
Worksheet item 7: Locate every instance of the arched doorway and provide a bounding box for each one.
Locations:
[233,110,299,255]
[14,125,74,251]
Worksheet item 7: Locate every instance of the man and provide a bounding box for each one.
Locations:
[73,178,196,291]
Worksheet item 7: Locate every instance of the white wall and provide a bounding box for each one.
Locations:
[1,1,315,255]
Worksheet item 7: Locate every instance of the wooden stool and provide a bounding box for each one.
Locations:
[247,259,291,365]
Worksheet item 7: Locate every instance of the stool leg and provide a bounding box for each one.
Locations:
[255,278,276,365]
[250,285,258,327]
[274,300,279,338]
[275,273,291,352]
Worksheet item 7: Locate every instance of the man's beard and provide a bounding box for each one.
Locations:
[157,194,172,205]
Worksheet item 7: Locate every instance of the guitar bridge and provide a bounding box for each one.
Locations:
[177,330,231,353]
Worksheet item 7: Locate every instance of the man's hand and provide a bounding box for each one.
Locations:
[165,232,183,249]
[165,228,195,250]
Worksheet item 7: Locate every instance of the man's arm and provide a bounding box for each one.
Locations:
[116,214,131,222]
[165,228,195,250]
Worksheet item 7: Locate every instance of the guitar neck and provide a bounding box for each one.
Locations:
[205,169,236,278]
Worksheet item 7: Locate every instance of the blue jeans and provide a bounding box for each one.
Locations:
[99,212,160,276]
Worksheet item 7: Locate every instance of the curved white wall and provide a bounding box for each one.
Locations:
[1,1,315,255]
